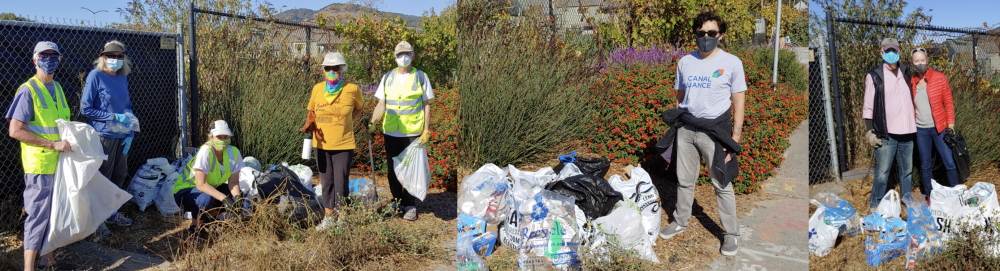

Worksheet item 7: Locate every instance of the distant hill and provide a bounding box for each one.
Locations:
[275,3,424,29]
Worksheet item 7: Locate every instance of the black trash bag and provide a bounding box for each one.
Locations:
[544,174,623,220]
[254,165,323,221]
[577,157,611,179]
[944,129,971,184]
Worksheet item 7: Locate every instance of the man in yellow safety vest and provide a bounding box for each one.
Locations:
[365,41,434,221]
[6,41,75,271]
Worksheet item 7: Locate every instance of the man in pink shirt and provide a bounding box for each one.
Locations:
[863,38,917,211]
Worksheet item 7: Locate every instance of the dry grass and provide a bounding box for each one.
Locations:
[477,147,771,270]
[1,169,456,270]
[808,167,1000,270]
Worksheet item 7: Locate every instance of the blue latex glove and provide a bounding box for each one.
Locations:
[114,113,129,124]
[122,136,133,155]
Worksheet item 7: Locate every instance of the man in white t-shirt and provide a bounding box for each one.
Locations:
[659,11,747,257]
[365,41,434,221]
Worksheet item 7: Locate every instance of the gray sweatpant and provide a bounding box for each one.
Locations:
[23,174,54,250]
[673,125,739,237]
[98,137,129,189]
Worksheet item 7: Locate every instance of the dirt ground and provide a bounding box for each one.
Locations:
[808,167,1000,270]
[1,167,456,270]
[474,148,773,270]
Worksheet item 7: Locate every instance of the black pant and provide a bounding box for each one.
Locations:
[316,149,353,209]
[98,137,129,189]
[385,135,418,207]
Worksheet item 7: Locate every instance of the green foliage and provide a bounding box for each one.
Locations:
[0,13,32,22]
[416,7,458,88]
[456,0,597,169]
[746,46,808,92]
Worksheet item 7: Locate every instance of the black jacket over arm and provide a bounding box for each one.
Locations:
[655,109,742,183]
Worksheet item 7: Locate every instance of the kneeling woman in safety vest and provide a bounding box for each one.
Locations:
[173,120,249,237]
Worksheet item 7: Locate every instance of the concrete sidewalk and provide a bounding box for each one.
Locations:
[710,120,810,271]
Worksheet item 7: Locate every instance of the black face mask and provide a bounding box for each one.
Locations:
[913,64,928,74]
[696,36,719,53]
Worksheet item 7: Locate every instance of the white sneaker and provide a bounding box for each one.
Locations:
[403,206,417,221]
[315,216,337,232]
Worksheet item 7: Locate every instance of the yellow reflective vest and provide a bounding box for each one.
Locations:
[381,68,426,135]
[19,77,71,175]
[173,143,240,194]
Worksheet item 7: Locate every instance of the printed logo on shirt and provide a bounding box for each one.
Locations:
[712,69,724,78]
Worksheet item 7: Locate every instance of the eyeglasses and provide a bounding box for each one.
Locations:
[104,53,125,60]
[323,66,341,72]
[911,48,927,54]
[38,53,60,59]
[695,30,720,38]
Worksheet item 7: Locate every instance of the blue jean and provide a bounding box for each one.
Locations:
[174,184,249,222]
[916,127,959,195]
[871,134,915,209]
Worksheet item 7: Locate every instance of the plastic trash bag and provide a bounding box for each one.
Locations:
[863,212,908,267]
[349,178,379,206]
[392,139,430,201]
[155,172,182,217]
[608,165,661,246]
[877,189,902,219]
[458,232,488,271]
[106,112,140,134]
[516,190,581,270]
[146,158,174,174]
[283,163,315,193]
[238,167,260,198]
[243,156,262,172]
[127,164,164,211]
[591,201,659,263]
[458,212,487,236]
[499,186,523,250]
[42,120,132,255]
[901,194,942,269]
[458,163,510,224]
[255,165,323,221]
[508,165,558,203]
[810,191,863,236]
[929,182,980,240]
[555,163,583,182]
[809,205,838,257]
[544,173,623,221]
[575,157,610,179]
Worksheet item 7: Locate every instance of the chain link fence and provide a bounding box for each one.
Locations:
[818,13,1000,188]
[0,17,183,235]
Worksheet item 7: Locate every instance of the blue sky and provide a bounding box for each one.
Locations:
[2,0,447,24]
[810,0,1000,29]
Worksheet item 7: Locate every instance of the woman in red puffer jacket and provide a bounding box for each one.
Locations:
[909,48,958,197]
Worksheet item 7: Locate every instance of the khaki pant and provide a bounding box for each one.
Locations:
[673,125,739,236]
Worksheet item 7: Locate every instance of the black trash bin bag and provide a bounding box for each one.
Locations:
[943,129,971,184]
[544,174,623,220]
[254,165,323,221]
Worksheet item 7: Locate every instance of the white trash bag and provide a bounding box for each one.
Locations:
[283,163,315,192]
[878,189,902,219]
[457,163,509,223]
[516,190,581,270]
[127,164,164,211]
[609,165,661,246]
[243,156,262,172]
[238,167,260,198]
[591,201,659,263]
[42,120,132,255]
[809,205,839,257]
[392,139,430,201]
[458,232,487,271]
[155,172,182,216]
[929,182,980,241]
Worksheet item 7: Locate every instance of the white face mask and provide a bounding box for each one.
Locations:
[395,54,412,67]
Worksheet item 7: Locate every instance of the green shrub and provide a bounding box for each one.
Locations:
[747,46,808,92]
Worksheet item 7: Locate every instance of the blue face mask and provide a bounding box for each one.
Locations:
[107,59,123,72]
[882,51,900,64]
[37,58,59,75]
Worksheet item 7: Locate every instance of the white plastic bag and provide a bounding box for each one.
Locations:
[127,164,164,211]
[284,163,315,192]
[591,201,659,263]
[392,139,430,201]
[243,156,262,172]
[555,163,582,181]
[608,165,661,246]
[878,190,902,219]
[458,232,487,271]
[508,165,557,206]
[809,205,838,257]
[457,163,509,223]
[929,182,979,240]
[105,112,140,134]
[42,120,132,255]
[146,157,174,174]
[238,167,260,198]
[516,190,581,270]
[155,172,182,216]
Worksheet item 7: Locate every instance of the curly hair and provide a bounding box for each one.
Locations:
[692,11,728,34]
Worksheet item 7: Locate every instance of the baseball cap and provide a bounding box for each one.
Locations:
[210,120,233,137]
[322,52,347,67]
[34,41,60,55]
[394,41,413,55]
[881,38,900,52]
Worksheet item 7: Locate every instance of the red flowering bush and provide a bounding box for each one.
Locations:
[586,48,807,194]
[352,87,459,190]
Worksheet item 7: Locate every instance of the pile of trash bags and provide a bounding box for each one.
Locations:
[809,181,1000,269]
[126,157,180,217]
[457,153,662,270]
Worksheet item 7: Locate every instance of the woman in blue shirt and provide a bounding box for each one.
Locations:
[81,40,137,236]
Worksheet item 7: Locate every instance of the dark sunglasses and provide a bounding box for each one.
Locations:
[911,48,926,54]
[695,30,720,38]
[323,66,342,72]
[104,53,125,60]
[38,53,60,59]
